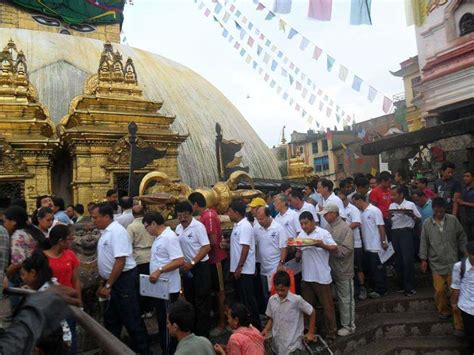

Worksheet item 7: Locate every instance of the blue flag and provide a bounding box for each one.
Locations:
[350,0,372,25]
[352,75,363,92]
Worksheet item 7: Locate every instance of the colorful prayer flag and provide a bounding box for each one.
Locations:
[309,94,316,105]
[277,51,283,58]
[319,102,324,111]
[383,96,393,113]
[215,3,223,14]
[223,12,230,22]
[296,81,302,90]
[288,28,298,39]
[313,46,323,60]
[338,65,348,81]
[271,45,278,52]
[256,2,265,11]
[326,107,332,117]
[234,42,240,50]
[350,0,372,25]
[257,45,263,55]
[263,53,270,63]
[271,60,278,71]
[204,8,211,17]
[299,37,310,50]
[242,16,248,24]
[327,55,335,71]
[368,86,377,102]
[248,37,255,47]
[265,11,275,20]
[283,92,289,100]
[240,48,246,56]
[302,88,308,98]
[222,29,229,38]
[240,29,246,40]
[352,75,363,91]
[279,19,287,31]
[235,10,241,17]
[308,0,332,21]
[230,4,236,12]
[264,73,270,82]
[274,0,292,14]
[270,80,276,88]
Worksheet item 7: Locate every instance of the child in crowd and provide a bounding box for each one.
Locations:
[214,303,265,355]
[20,250,70,354]
[262,270,316,355]
[43,224,81,354]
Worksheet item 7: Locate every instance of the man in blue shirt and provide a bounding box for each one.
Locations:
[412,190,433,224]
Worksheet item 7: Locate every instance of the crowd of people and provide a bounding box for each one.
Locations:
[0,162,473,354]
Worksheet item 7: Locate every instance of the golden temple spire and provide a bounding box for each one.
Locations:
[87,42,141,98]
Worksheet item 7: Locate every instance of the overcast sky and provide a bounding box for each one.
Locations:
[123,0,417,147]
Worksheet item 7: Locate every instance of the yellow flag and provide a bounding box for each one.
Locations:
[341,143,347,150]
[371,168,378,177]
[279,19,286,32]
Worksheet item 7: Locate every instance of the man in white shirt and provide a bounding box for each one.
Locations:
[91,203,150,354]
[274,193,302,238]
[227,201,261,329]
[254,206,288,302]
[353,193,388,299]
[143,211,184,355]
[317,179,346,229]
[127,205,155,317]
[339,191,366,300]
[451,241,474,353]
[288,189,319,223]
[390,186,421,296]
[297,211,338,340]
[116,196,134,229]
[175,201,212,337]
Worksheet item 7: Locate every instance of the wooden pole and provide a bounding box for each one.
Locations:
[5,287,135,355]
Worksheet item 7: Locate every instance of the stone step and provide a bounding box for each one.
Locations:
[354,287,436,317]
[331,311,458,354]
[336,336,468,355]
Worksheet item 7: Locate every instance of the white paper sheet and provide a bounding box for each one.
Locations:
[139,274,169,300]
[378,242,395,264]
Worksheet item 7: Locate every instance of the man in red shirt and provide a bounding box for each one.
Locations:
[188,192,227,337]
[370,171,393,237]
[370,172,392,218]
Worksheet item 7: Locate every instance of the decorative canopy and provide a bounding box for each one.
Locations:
[9,0,125,25]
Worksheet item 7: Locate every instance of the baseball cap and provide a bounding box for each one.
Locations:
[247,197,266,208]
[319,203,339,215]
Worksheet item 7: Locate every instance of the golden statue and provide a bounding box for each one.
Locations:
[138,170,263,217]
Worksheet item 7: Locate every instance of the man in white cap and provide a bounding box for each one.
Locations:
[321,203,355,337]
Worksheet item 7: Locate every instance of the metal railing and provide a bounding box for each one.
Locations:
[5,287,135,355]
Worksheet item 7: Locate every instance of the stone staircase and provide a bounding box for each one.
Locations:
[328,287,469,354]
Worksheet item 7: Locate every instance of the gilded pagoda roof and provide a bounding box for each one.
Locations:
[0,28,281,187]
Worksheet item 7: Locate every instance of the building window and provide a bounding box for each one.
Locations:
[314,156,329,172]
[460,13,474,36]
[411,76,421,98]
[311,142,318,154]
[322,139,328,151]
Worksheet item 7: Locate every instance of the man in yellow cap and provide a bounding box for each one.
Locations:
[247,197,267,222]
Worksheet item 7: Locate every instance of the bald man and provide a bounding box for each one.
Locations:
[127,205,155,316]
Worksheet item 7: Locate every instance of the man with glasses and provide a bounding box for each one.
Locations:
[143,212,184,355]
[175,201,212,337]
